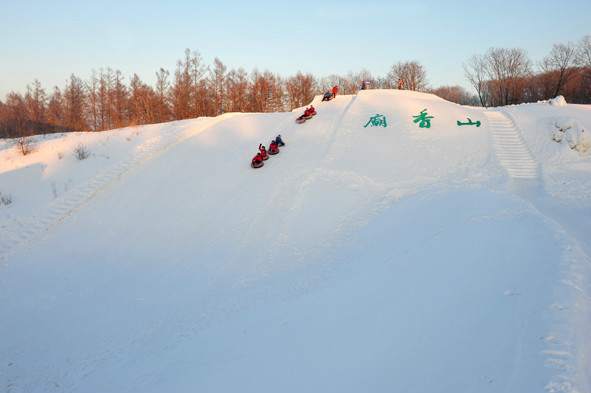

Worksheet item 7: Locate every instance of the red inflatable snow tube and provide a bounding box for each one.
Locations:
[251,159,264,169]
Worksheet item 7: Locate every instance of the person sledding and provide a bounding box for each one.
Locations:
[321,91,333,102]
[251,151,264,168]
[296,105,316,123]
[258,143,269,160]
[331,85,339,99]
[275,134,285,146]
[268,140,280,155]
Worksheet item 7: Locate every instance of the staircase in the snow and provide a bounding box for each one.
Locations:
[485,111,539,180]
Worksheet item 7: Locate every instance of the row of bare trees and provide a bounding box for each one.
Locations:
[2,37,591,138]
[0,50,317,138]
[464,35,591,107]
[0,53,429,138]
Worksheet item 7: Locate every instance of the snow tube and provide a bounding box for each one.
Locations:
[269,147,279,155]
[296,117,306,124]
[251,160,264,169]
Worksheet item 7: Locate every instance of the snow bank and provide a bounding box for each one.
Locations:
[502,102,591,203]
[549,95,568,107]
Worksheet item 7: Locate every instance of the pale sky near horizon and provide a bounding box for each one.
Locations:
[1,0,590,97]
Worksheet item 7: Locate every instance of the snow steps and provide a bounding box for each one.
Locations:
[485,111,539,180]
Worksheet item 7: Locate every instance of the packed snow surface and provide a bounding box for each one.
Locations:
[1,90,590,393]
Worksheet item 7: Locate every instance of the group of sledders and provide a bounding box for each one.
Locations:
[251,135,285,169]
[296,85,339,124]
[251,85,339,168]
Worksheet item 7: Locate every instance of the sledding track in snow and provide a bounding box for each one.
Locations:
[485,111,539,180]
[237,95,358,263]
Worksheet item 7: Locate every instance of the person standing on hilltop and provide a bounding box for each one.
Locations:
[332,85,339,99]
[397,78,405,90]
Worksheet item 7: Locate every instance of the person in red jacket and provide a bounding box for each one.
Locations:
[251,152,264,168]
[332,85,339,98]
[269,140,279,155]
[258,143,269,160]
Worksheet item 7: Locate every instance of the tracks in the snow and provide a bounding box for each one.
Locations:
[0,115,234,262]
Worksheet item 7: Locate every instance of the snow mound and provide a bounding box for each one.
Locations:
[549,95,567,107]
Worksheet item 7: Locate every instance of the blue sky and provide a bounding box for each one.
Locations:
[1,0,590,97]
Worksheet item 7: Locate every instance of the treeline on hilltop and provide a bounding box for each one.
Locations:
[1,35,590,139]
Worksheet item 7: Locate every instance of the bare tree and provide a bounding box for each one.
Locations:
[576,35,591,95]
[431,85,477,105]
[86,71,100,131]
[485,48,531,105]
[110,70,129,128]
[16,136,33,155]
[24,79,47,129]
[576,35,591,68]
[154,68,171,122]
[349,69,377,91]
[171,51,193,120]
[47,87,65,129]
[388,61,428,91]
[286,72,316,109]
[541,43,577,97]
[210,58,227,114]
[248,70,284,112]
[63,74,87,131]
[4,92,28,137]
[464,55,490,106]
[129,74,156,125]
[96,68,116,130]
[225,68,250,112]
[189,50,209,116]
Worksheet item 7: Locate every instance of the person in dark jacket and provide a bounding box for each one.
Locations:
[275,134,285,146]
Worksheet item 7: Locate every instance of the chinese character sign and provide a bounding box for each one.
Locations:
[364,114,388,128]
[412,109,434,129]
[457,118,481,127]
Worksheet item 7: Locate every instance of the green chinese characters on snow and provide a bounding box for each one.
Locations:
[457,118,481,127]
[364,114,388,128]
[413,109,434,129]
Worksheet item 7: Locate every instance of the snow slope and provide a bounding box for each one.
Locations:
[1,90,590,393]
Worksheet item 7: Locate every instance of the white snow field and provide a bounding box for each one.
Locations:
[1,90,590,393]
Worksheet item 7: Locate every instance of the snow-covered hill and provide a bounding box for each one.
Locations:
[1,90,590,393]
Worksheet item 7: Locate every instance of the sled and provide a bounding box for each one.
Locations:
[296,117,307,124]
[251,160,264,169]
[268,147,279,155]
